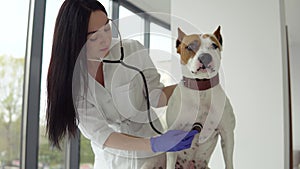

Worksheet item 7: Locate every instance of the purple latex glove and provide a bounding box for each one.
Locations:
[150,130,198,152]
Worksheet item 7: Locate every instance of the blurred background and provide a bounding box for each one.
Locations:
[0,0,299,168]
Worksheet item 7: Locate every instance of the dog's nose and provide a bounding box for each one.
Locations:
[198,53,212,68]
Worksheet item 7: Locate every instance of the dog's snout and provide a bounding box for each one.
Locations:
[198,53,212,67]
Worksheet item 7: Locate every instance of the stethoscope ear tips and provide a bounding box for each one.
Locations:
[192,122,203,133]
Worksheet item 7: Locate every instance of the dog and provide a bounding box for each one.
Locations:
[166,26,235,169]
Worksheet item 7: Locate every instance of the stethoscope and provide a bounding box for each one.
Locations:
[88,19,203,135]
[88,19,163,134]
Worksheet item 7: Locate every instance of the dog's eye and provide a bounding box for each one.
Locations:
[186,43,198,52]
[211,43,219,49]
[186,45,194,51]
[185,40,199,52]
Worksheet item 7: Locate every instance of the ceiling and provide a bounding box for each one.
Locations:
[127,0,171,24]
[127,0,170,13]
[127,0,299,63]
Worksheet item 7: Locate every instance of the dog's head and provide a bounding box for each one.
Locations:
[176,26,223,79]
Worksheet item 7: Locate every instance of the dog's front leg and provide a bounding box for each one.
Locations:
[220,128,234,169]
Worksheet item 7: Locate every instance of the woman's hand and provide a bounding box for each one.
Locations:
[103,129,198,152]
[150,130,198,152]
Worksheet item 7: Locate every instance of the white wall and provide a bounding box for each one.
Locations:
[171,0,285,168]
[285,0,300,151]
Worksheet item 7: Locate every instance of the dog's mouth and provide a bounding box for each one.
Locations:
[192,63,215,74]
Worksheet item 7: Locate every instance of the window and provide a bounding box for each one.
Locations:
[119,5,145,45]
[0,0,30,168]
[149,22,177,86]
[0,0,172,168]
[39,1,65,168]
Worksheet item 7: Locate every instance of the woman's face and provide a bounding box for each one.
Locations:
[86,10,112,60]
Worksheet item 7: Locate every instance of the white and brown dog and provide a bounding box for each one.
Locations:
[166,26,235,169]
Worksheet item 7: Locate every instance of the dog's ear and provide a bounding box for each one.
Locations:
[177,27,186,53]
[213,26,223,46]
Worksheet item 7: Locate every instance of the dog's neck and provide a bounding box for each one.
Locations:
[182,74,219,90]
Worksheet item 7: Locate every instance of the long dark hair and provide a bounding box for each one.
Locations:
[46,0,107,149]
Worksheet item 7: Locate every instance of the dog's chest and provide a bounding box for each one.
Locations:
[166,83,223,131]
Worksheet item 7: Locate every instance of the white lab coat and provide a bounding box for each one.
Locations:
[76,39,166,169]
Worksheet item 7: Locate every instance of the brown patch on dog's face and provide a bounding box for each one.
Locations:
[178,35,201,65]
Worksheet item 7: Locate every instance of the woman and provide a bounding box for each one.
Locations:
[46,0,198,168]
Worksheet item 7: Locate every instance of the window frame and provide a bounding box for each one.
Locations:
[21,0,46,168]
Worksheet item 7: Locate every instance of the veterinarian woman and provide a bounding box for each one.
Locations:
[46,0,198,168]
